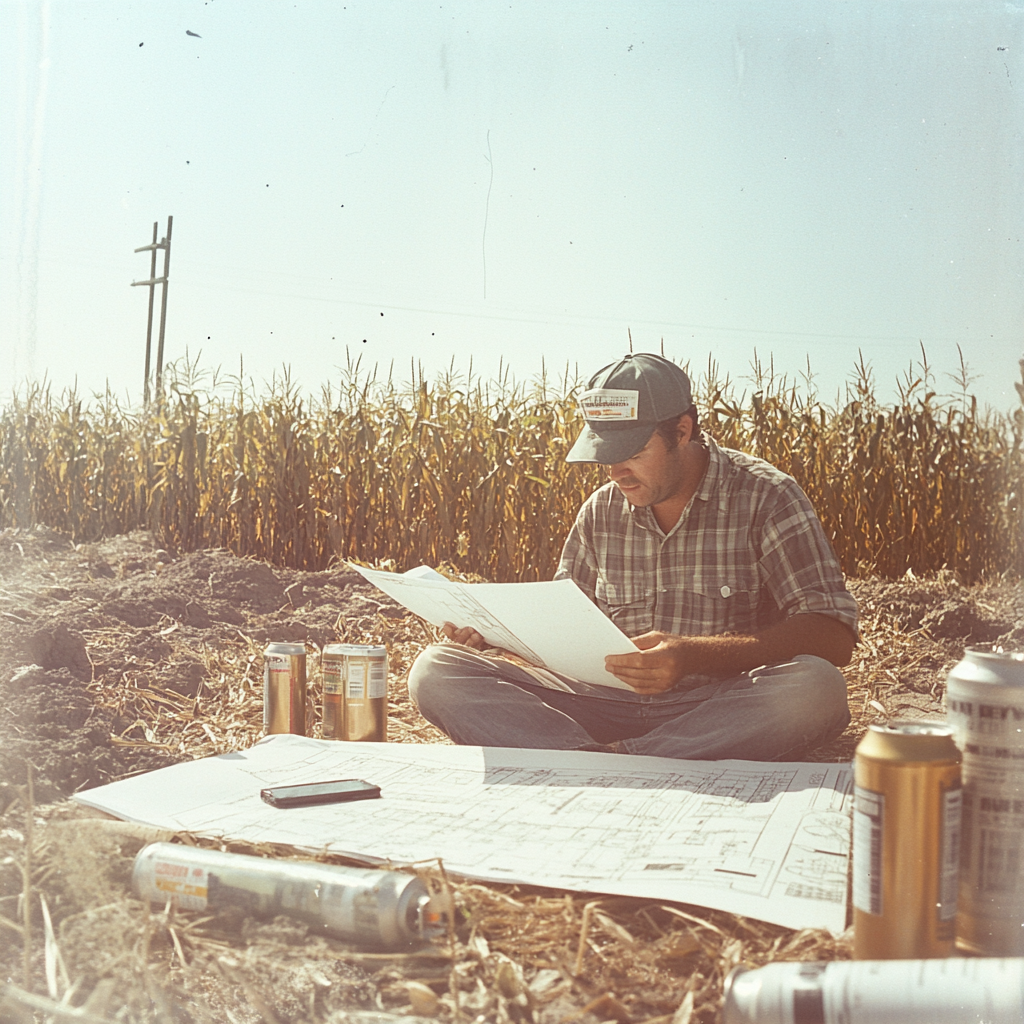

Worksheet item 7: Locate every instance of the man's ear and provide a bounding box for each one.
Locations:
[677,412,694,445]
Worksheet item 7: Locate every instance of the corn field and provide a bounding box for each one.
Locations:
[1,354,1022,582]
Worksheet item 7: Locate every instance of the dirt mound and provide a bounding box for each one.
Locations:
[101,548,282,626]
[848,574,1022,643]
[21,621,92,678]
[1,665,112,800]
[0,528,407,799]
[920,600,1013,642]
[839,575,1024,721]
[98,547,400,642]
[0,664,179,804]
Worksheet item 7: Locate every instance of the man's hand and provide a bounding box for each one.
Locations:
[441,622,489,650]
[441,623,529,665]
[604,614,856,694]
[605,632,696,694]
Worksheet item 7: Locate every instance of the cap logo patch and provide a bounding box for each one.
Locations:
[579,389,639,421]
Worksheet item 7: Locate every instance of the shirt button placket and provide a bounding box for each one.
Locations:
[654,535,667,626]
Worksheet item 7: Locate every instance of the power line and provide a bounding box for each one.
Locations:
[2,250,1012,348]
[175,276,991,347]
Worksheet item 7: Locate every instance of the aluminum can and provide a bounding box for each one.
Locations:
[722,958,1024,1024]
[945,645,1024,955]
[852,720,962,958]
[321,643,387,742]
[132,842,444,949]
[263,642,306,735]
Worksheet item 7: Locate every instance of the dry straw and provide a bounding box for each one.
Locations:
[0,567,978,1023]
[0,482,1004,1020]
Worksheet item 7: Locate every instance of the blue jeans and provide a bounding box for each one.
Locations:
[408,645,851,760]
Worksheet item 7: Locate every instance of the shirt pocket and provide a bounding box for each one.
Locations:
[675,570,762,635]
[594,577,654,636]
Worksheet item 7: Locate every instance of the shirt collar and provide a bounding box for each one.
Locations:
[694,432,726,507]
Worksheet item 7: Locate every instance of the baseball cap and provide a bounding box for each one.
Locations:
[565,353,692,464]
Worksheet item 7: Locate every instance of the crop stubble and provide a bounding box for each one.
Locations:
[1,351,1023,1021]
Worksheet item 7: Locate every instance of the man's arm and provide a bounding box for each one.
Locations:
[604,612,855,694]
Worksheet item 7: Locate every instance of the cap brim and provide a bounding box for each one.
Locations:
[565,422,656,464]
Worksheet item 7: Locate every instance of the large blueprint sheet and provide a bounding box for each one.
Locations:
[74,735,853,933]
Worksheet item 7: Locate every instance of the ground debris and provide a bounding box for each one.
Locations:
[0,527,1021,1021]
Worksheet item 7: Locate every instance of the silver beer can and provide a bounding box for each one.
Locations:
[263,642,307,735]
[945,645,1024,955]
[722,958,1024,1024]
[132,842,444,948]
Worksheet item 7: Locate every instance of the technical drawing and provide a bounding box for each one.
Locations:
[74,735,853,933]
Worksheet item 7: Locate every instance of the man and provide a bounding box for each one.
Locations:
[408,352,857,760]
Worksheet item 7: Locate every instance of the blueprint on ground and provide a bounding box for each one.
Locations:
[349,563,638,689]
[74,735,853,933]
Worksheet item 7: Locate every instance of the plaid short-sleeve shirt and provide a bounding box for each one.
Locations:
[555,434,858,642]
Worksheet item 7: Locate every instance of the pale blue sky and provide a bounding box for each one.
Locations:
[3,1,1022,411]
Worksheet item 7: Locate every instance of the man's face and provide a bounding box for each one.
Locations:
[606,429,687,508]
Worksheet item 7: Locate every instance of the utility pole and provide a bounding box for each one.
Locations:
[132,215,173,402]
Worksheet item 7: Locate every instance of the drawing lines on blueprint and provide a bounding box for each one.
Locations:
[775,765,853,905]
[438,589,542,665]
[74,736,854,933]
[207,754,845,906]
[376,579,543,665]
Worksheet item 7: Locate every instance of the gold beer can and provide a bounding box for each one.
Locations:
[263,642,307,735]
[321,643,387,742]
[852,721,962,959]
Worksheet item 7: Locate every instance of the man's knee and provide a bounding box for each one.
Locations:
[791,654,848,693]
[407,644,450,712]
[751,655,850,730]
[407,643,504,714]
[789,654,851,735]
